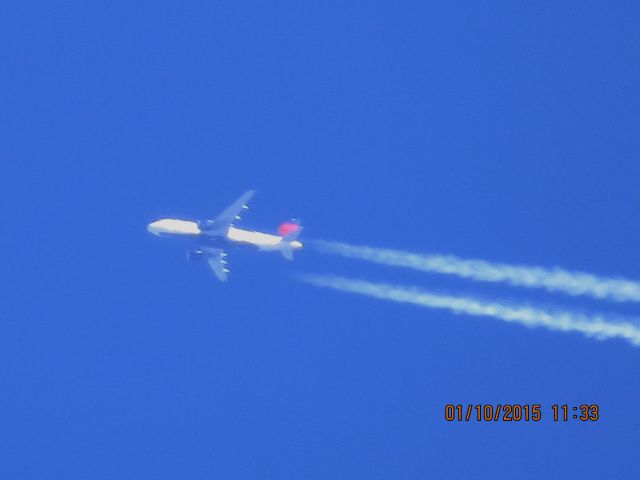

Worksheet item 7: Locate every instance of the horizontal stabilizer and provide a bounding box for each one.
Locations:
[281,246,294,261]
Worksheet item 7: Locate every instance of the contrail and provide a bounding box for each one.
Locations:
[298,274,640,346]
[312,240,640,303]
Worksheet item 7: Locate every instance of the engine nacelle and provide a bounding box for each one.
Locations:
[187,249,206,261]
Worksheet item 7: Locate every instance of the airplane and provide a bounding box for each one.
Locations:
[147,190,303,281]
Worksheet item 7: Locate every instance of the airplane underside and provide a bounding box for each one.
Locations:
[148,191,303,281]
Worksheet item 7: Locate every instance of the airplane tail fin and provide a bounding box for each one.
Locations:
[279,219,302,260]
[278,219,301,238]
[282,227,303,242]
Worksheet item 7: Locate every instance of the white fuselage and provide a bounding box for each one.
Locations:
[147,218,303,251]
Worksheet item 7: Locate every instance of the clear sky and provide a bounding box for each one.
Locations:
[2,1,639,478]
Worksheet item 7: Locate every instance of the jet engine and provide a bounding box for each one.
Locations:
[187,249,206,261]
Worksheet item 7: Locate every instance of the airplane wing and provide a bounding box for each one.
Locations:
[200,190,255,235]
[203,248,229,281]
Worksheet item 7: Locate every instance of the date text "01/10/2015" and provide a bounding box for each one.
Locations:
[444,404,599,422]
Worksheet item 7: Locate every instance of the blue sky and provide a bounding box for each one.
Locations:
[2,1,639,478]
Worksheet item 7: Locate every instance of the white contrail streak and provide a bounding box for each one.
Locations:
[312,240,640,303]
[299,274,640,346]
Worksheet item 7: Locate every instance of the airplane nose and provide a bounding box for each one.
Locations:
[147,221,160,235]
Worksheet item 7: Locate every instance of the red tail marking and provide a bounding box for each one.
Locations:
[278,222,300,236]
